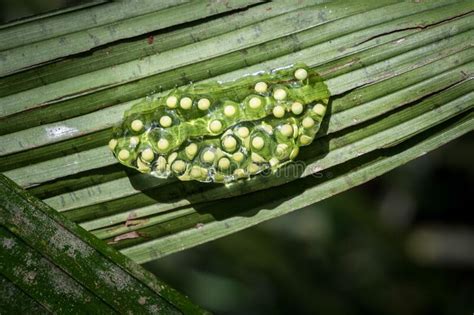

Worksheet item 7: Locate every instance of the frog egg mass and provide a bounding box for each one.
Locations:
[110,63,330,183]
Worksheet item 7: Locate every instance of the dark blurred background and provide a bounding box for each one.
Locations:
[2,2,473,314]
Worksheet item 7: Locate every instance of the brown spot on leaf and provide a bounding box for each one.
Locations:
[25,271,37,284]
[127,211,137,220]
[1,237,14,249]
[111,231,141,243]
[195,223,204,229]
[147,35,154,45]
[125,218,148,227]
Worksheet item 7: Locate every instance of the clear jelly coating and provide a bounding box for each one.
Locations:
[109,63,330,183]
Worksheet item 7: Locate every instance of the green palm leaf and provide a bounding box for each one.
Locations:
[1,0,473,311]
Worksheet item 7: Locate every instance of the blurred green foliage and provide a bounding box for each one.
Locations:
[145,135,473,315]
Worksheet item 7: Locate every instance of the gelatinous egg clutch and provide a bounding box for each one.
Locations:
[109,64,330,183]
